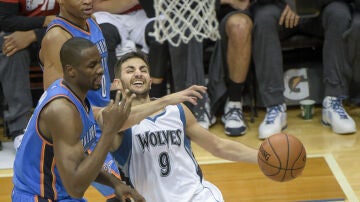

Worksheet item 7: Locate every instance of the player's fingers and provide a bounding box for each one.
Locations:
[289,12,297,28]
[189,85,207,94]
[294,15,300,27]
[114,90,122,105]
[6,47,17,56]
[186,96,198,106]
[279,5,289,25]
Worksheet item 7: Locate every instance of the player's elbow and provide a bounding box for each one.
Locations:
[66,184,87,199]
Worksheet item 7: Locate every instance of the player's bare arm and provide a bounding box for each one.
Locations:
[119,85,207,131]
[40,27,71,89]
[38,91,134,198]
[93,0,139,14]
[182,103,258,163]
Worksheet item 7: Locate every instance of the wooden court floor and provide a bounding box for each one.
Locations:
[1,105,359,201]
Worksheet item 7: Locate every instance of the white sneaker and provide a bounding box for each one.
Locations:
[258,103,287,139]
[221,101,246,136]
[322,96,356,134]
[13,134,24,152]
[194,94,216,129]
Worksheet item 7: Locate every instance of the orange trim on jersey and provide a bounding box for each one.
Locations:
[105,193,117,199]
[51,159,58,200]
[51,18,92,35]
[111,169,121,180]
[40,143,46,197]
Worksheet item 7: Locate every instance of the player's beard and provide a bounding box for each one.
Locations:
[130,88,150,100]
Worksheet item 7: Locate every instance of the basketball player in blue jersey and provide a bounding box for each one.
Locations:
[12,37,146,201]
[39,1,124,198]
[109,51,259,202]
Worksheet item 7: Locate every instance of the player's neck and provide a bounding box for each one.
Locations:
[133,96,151,106]
[58,13,88,31]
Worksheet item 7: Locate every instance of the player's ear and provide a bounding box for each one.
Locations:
[64,64,76,77]
[112,79,123,90]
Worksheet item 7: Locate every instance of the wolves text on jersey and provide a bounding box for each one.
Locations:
[136,129,182,152]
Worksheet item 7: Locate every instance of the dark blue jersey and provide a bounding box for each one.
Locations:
[13,79,97,201]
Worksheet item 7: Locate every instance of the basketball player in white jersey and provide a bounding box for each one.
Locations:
[106,51,258,202]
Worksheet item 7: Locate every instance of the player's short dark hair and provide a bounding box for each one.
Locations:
[60,37,96,69]
[114,51,150,78]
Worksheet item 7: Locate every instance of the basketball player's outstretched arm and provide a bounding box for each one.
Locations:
[182,103,258,163]
[95,85,207,134]
[40,27,72,89]
[39,92,134,199]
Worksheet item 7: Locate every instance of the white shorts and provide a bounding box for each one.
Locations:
[94,10,155,55]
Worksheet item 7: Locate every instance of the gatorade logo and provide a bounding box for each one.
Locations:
[283,68,310,101]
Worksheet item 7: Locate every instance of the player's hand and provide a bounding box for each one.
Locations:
[114,182,146,202]
[2,31,36,56]
[101,89,135,135]
[279,5,300,29]
[163,85,207,106]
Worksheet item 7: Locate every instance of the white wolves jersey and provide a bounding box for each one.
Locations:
[112,104,223,202]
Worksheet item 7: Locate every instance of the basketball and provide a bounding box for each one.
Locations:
[258,133,306,182]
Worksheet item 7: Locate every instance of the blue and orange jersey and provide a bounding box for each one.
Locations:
[13,79,97,201]
[46,17,111,108]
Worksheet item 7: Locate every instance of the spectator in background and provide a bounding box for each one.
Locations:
[344,0,360,104]
[208,0,253,136]
[0,0,58,151]
[92,0,154,82]
[252,0,356,139]
[140,0,216,129]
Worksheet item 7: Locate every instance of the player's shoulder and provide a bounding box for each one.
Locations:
[42,96,79,118]
[41,27,71,51]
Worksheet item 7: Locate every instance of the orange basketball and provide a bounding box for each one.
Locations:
[258,133,306,182]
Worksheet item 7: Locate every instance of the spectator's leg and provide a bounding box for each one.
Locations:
[252,4,287,139]
[221,11,253,136]
[252,4,284,107]
[0,35,33,150]
[145,21,170,98]
[344,13,360,104]
[99,23,121,81]
[169,39,215,129]
[320,1,355,134]
[321,1,352,97]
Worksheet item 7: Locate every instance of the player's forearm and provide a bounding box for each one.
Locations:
[95,169,121,188]
[68,135,115,197]
[120,95,171,130]
[212,139,258,163]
